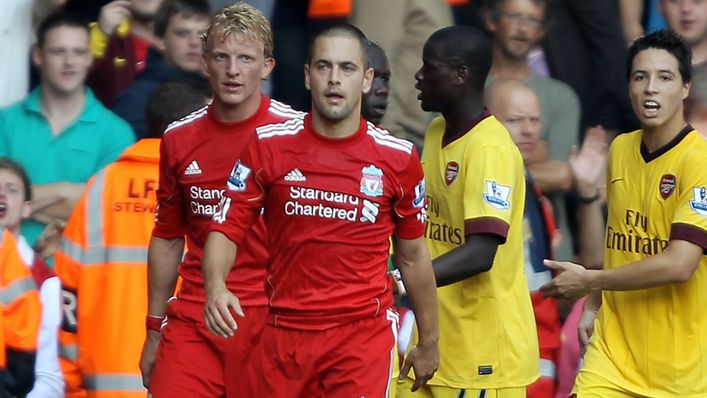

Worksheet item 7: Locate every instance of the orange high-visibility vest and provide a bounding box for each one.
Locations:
[55,139,160,398]
[308,0,351,19]
[1,229,41,386]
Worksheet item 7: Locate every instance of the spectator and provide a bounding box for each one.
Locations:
[0,229,42,398]
[660,0,707,66]
[87,0,166,106]
[351,0,453,148]
[0,157,64,397]
[54,78,209,398]
[686,62,707,137]
[361,40,391,126]
[0,11,135,250]
[0,0,66,107]
[485,0,580,260]
[111,0,210,138]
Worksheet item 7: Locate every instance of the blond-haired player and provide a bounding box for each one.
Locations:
[139,3,300,397]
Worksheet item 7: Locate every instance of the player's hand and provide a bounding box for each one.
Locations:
[204,286,244,338]
[540,260,593,299]
[139,330,161,389]
[399,342,439,392]
[578,307,598,356]
[98,0,132,35]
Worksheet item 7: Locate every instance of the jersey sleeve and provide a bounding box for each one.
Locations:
[393,148,426,239]
[211,137,269,246]
[462,143,521,242]
[152,137,187,239]
[670,148,707,251]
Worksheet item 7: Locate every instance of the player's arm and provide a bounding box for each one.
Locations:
[578,290,602,353]
[431,233,503,287]
[395,238,439,392]
[204,141,269,338]
[202,231,242,338]
[542,239,703,297]
[140,139,185,388]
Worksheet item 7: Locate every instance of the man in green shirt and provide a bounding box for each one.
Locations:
[0,11,134,249]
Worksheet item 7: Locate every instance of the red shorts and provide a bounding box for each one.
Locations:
[251,308,399,398]
[149,299,267,398]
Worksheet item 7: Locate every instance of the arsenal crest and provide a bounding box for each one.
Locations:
[659,174,676,199]
[360,165,384,197]
[445,162,459,185]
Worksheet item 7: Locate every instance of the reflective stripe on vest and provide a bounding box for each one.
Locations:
[59,238,148,265]
[539,358,557,379]
[87,169,107,248]
[84,374,145,391]
[59,343,78,361]
[0,276,37,305]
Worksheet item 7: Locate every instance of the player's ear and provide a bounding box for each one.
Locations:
[304,63,311,90]
[362,66,374,94]
[261,57,275,80]
[682,81,691,100]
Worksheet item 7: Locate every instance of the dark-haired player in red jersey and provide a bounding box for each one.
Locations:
[138,4,301,398]
[203,23,440,398]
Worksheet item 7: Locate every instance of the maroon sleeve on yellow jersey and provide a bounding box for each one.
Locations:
[393,148,426,239]
[211,137,268,246]
[152,137,188,239]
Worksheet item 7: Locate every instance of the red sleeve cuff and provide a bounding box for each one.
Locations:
[671,223,707,252]
[465,217,509,243]
[210,224,246,247]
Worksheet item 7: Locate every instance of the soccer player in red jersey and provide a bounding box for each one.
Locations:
[203,24,440,397]
[138,4,301,397]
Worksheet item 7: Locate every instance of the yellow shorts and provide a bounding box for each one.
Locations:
[396,378,526,398]
[572,370,646,398]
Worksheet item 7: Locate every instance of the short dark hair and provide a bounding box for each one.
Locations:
[484,0,549,22]
[367,40,388,67]
[307,23,369,69]
[154,0,211,38]
[36,11,89,48]
[428,25,493,92]
[145,79,212,136]
[0,158,32,202]
[627,29,692,83]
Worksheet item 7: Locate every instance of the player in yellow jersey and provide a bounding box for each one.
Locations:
[398,25,539,398]
[542,29,707,397]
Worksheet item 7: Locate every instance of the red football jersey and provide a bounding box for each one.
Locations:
[211,114,426,330]
[153,95,302,306]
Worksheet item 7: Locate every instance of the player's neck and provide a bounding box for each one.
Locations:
[311,108,361,139]
[443,98,486,138]
[490,49,531,80]
[642,113,688,152]
[213,93,261,123]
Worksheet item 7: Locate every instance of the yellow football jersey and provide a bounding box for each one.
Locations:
[411,114,539,389]
[577,127,707,396]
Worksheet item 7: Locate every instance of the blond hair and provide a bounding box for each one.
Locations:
[202,2,273,57]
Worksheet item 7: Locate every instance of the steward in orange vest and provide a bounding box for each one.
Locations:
[54,79,209,398]
[1,229,41,397]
